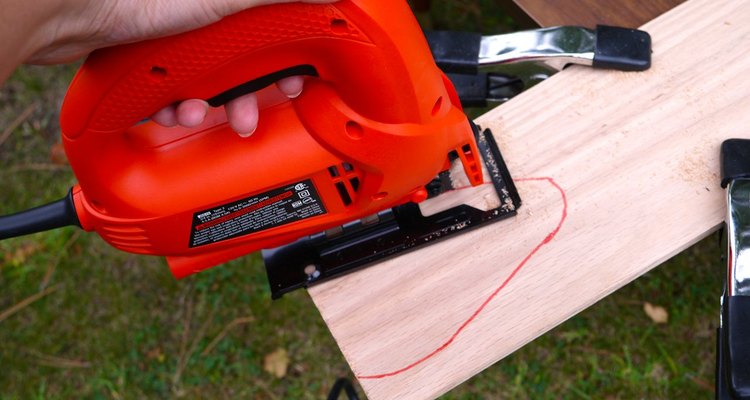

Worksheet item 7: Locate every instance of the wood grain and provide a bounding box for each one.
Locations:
[512,0,685,27]
[310,0,748,398]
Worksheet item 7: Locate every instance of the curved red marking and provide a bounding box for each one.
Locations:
[356,177,568,380]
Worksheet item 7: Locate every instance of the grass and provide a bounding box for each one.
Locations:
[0,2,721,399]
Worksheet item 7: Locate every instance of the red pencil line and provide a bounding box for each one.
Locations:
[356,177,568,380]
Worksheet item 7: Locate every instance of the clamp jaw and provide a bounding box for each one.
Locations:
[718,139,750,400]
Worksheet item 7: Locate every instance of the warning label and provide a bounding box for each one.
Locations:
[189,180,326,248]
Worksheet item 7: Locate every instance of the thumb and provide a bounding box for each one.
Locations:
[211,0,339,19]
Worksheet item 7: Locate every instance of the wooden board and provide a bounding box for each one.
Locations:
[511,0,685,27]
[309,0,750,398]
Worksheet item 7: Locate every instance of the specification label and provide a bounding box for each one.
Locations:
[189,180,326,248]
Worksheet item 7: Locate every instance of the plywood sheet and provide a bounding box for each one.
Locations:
[512,0,684,27]
[310,0,749,398]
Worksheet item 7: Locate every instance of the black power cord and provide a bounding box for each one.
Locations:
[0,189,80,240]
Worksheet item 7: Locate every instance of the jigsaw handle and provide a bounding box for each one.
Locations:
[60,0,442,138]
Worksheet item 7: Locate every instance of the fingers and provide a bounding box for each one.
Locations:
[225,92,260,137]
[176,99,210,127]
[276,76,304,98]
[151,99,210,129]
[151,76,306,136]
[151,104,178,127]
[223,78,303,136]
[217,0,340,16]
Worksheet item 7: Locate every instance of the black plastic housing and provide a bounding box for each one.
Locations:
[425,30,482,74]
[722,139,750,188]
[447,73,524,108]
[718,297,750,399]
[593,25,652,71]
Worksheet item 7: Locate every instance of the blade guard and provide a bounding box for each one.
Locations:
[60,0,484,277]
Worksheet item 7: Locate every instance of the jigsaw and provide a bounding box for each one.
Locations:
[0,0,650,298]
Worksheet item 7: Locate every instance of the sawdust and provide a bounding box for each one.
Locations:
[678,139,720,187]
[419,151,502,217]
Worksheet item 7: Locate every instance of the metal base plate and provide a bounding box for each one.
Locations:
[262,124,521,299]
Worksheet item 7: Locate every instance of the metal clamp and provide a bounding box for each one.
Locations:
[726,179,750,297]
[427,25,651,107]
[479,26,597,70]
[717,139,750,400]
[479,25,651,72]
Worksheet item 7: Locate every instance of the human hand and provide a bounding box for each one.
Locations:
[24,0,338,136]
[149,76,306,137]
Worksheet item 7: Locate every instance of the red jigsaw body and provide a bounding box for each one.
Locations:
[60,0,483,278]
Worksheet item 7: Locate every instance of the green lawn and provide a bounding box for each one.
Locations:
[0,2,721,399]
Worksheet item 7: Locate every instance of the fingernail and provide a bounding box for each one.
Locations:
[238,126,257,138]
[287,89,303,99]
